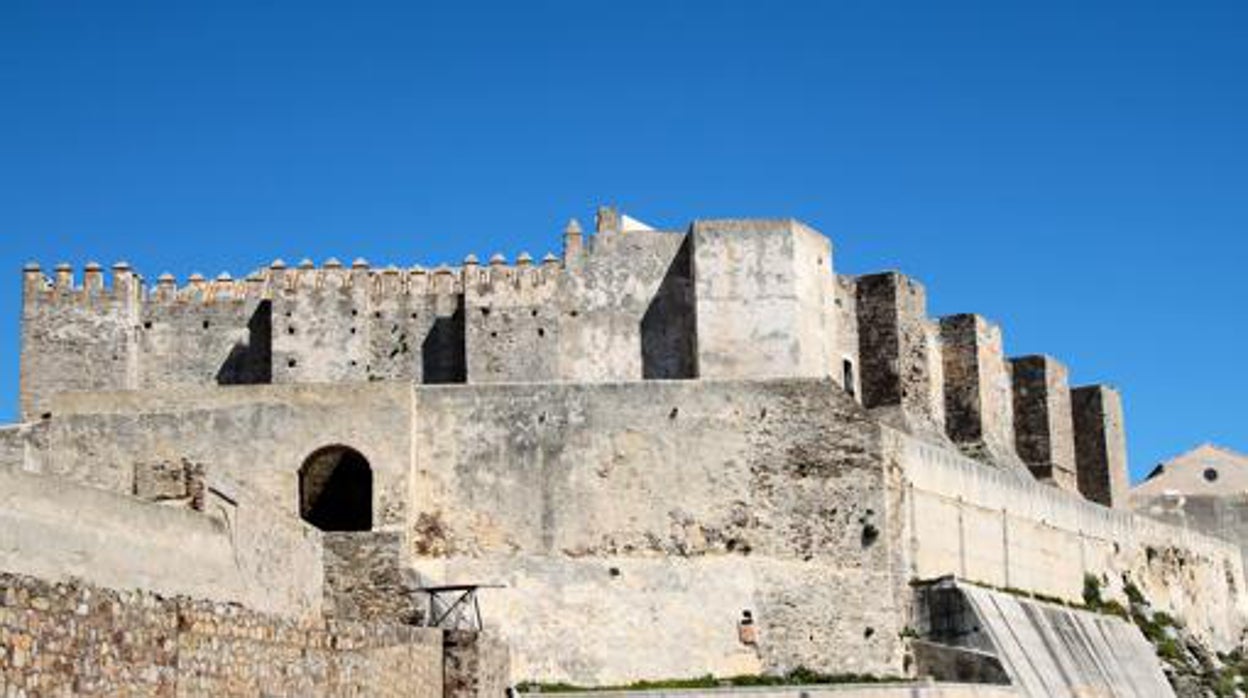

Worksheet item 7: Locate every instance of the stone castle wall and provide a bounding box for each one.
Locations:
[0,570,444,697]
[16,222,697,419]
[408,379,912,684]
[1132,491,1248,588]
[896,432,1248,650]
[1,378,911,685]
[1,375,1239,681]
[18,381,416,529]
[323,531,426,625]
[444,631,512,698]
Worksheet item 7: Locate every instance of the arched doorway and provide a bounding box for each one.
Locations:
[299,445,372,531]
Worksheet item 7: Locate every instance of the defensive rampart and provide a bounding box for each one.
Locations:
[895,432,1248,650]
[1,377,1243,682]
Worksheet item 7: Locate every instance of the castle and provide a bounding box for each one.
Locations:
[1,207,1244,696]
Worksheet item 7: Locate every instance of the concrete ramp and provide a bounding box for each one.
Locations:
[523,686,1019,698]
[919,580,1173,698]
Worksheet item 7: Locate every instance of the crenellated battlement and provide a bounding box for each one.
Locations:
[24,251,570,310]
[463,252,564,310]
[24,262,262,306]
[849,269,1124,499]
[148,272,264,304]
[268,258,468,298]
[22,261,142,307]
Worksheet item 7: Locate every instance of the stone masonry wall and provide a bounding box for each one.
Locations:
[938,315,1024,472]
[323,531,427,625]
[20,264,141,421]
[269,262,467,386]
[0,424,37,468]
[0,570,443,697]
[138,296,269,390]
[465,258,564,383]
[693,220,836,381]
[410,379,909,685]
[19,226,703,405]
[559,228,693,382]
[444,631,511,698]
[833,275,860,397]
[18,382,415,530]
[1133,492,1248,587]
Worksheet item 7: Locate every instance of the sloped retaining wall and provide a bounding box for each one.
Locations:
[916,579,1172,698]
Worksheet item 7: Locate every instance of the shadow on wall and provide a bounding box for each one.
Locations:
[217,300,273,385]
[423,298,467,384]
[641,236,698,380]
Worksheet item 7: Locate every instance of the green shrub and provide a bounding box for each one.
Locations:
[514,668,902,693]
[1082,573,1104,608]
[1156,637,1183,664]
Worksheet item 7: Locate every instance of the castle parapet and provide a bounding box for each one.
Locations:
[463,252,563,300]
[143,270,259,304]
[463,251,565,383]
[1072,384,1129,508]
[22,262,143,307]
[258,257,482,299]
[1010,354,1077,491]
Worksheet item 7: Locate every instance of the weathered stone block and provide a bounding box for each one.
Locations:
[133,459,202,504]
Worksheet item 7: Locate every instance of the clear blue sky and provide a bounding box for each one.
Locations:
[1,1,1244,481]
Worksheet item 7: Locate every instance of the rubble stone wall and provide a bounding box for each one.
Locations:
[444,630,511,698]
[0,570,443,698]
[323,531,426,625]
